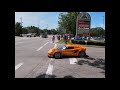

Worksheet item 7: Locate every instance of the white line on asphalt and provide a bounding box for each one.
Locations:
[15,63,23,70]
[69,58,78,64]
[54,43,57,48]
[43,42,49,46]
[36,42,49,51]
[45,44,57,78]
[45,58,54,78]
[45,63,54,75]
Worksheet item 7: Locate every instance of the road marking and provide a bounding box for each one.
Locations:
[45,44,57,78]
[54,44,57,48]
[36,42,49,51]
[15,63,23,70]
[69,58,78,64]
[43,42,49,46]
[45,63,53,75]
[45,58,54,78]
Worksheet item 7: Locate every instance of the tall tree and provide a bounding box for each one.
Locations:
[22,27,28,34]
[26,26,40,36]
[15,22,22,36]
[90,27,105,37]
[58,12,80,36]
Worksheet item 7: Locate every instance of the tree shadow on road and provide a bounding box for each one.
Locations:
[89,58,105,70]
[83,55,96,60]
[51,55,97,59]
[63,75,75,78]
[100,71,105,75]
[35,74,56,78]
[77,56,105,70]
[35,74,76,78]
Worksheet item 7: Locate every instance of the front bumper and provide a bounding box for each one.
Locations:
[48,53,54,57]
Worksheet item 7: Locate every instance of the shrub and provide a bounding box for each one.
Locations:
[71,40,105,46]
[71,40,85,44]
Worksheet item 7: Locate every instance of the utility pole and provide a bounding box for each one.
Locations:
[38,24,39,29]
[20,17,23,28]
[20,17,23,36]
[76,15,78,38]
[46,24,48,29]
[38,24,39,36]
[103,16,104,30]
[46,24,48,34]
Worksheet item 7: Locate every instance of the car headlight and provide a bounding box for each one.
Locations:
[52,49,55,52]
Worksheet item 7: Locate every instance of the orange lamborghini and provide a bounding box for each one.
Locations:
[48,44,86,59]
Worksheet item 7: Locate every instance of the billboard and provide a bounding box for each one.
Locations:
[76,12,91,37]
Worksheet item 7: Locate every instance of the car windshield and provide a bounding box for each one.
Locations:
[57,45,66,50]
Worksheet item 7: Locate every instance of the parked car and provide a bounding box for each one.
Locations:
[26,33,32,37]
[42,33,48,38]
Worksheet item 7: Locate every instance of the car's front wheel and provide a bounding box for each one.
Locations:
[79,51,86,57]
[54,52,61,59]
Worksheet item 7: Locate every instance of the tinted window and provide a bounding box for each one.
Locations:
[57,45,66,50]
[67,47,74,49]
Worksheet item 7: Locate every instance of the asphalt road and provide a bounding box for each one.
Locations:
[15,35,105,78]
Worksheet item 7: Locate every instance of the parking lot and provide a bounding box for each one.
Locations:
[15,35,105,78]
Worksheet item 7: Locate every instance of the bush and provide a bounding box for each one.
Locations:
[71,40,105,46]
[87,41,105,46]
[71,40,86,44]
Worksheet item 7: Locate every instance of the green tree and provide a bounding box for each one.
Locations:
[26,26,40,36]
[43,29,47,34]
[15,22,22,36]
[90,27,105,37]
[58,12,80,36]
[51,29,57,35]
[22,27,28,34]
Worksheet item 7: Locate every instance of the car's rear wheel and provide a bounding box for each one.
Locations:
[79,51,85,57]
[54,52,61,59]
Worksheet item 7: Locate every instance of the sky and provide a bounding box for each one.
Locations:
[15,12,105,30]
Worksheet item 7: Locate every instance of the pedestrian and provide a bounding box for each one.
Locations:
[52,35,55,43]
[68,35,70,43]
[64,34,68,44]
[58,35,60,40]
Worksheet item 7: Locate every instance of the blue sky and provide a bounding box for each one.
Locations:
[15,12,105,29]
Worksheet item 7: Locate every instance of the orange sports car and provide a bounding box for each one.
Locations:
[48,44,86,59]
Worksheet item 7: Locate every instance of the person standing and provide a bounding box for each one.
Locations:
[64,34,67,44]
[52,35,55,43]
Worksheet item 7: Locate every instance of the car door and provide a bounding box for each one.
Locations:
[62,47,75,56]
